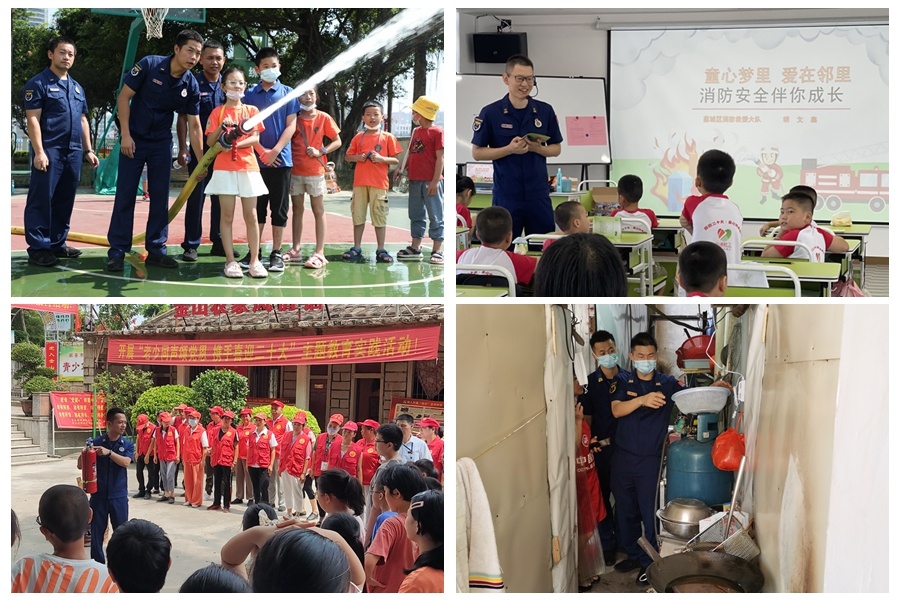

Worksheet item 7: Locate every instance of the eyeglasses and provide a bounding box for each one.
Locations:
[508,75,535,84]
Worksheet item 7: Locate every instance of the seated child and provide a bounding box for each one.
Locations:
[677,241,728,297]
[106,519,172,593]
[533,233,628,297]
[758,184,818,236]
[542,200,591,251]
[762,192,849,262]
[12,484,119,592]
[457,206,538,287]
[610,174,657,232]
[456,175,475,231]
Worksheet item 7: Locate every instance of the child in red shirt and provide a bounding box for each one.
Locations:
[397,96,444,264]
[344,100,402,264]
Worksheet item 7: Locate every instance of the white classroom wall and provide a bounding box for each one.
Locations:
[455,9,889,257]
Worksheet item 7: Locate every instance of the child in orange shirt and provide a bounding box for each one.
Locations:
[344,100,402,264]
[204,66,267,279]
[286,86,342,269]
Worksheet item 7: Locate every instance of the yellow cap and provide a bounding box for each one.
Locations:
[411,96,439,121]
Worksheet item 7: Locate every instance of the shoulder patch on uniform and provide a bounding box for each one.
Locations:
[472,116,482,132]
[24,90,34,102]
[131,64,142,77]
[627,391,638,397]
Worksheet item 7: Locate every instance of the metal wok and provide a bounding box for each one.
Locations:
[645,550,764,593]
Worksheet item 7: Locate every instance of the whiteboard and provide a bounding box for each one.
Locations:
[456,74,610,166]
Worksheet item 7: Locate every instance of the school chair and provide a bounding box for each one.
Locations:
[457,214,471,250]
[456,263,517,297]
[740,238,814,260]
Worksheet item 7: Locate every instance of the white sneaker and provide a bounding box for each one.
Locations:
[183,501,192,506]
[248,261,268,278]
[223,261,243,278]
[205,492,212,500]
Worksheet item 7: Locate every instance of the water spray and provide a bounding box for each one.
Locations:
[12,7,443,258]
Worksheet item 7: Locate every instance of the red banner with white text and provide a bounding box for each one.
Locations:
[106,326,441,366]
[50,392,108,430]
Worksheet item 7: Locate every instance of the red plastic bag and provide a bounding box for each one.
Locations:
[712,427,745,471]
[832,279,867,297]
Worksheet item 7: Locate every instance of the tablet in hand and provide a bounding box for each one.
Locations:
[526,132,550,143]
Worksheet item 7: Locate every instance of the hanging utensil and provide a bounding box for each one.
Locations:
[723,455,747,536]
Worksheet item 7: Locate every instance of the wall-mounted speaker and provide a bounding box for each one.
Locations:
[473,32,528,64]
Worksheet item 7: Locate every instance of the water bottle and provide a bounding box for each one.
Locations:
[555,168,563,193]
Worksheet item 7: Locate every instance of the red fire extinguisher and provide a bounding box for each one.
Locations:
[81,441,98,494]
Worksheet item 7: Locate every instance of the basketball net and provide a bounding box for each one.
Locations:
[141,8,169,40]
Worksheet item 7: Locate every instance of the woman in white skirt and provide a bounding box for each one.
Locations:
[204,66,269,278]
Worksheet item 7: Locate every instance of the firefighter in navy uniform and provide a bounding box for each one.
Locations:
[579,330,629,566]
[471,54,562,240]
[609,332,731,585]
[22,36,99,267]
[76,407,134,564]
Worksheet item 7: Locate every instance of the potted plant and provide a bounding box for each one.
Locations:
[22,376,58,417]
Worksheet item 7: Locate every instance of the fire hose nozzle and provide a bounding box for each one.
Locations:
[220,119,253,146]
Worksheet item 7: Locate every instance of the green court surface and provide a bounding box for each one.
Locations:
[11,243,444,298]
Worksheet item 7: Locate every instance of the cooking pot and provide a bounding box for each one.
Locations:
[646,550,764,593]
[657,498,714,539]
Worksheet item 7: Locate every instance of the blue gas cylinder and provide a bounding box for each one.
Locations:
[665,436,732,506]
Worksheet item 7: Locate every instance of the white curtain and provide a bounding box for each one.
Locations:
[740,304,767,515]
[572,304,593,386]
[543,305,577,593]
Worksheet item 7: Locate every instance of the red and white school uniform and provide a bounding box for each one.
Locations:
[611,207,658,231]
[456,246,537,286]
[775,225,833,262]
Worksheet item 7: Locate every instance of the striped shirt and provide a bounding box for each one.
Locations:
[11,554,119,593]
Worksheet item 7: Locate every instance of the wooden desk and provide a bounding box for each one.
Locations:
[469,191,593,212]
[739,257,841,297]
[456,286,508,297]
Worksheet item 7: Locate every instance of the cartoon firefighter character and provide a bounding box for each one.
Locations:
[755,146,783,204]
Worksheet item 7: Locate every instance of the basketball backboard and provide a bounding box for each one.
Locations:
[90,8,206,23]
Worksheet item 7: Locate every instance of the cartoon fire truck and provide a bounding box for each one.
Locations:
[799,158,889,213]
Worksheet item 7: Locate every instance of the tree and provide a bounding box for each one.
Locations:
[82,304,171,331]
[94,366,154,418]
[11,308,47,346]
[11,9,51,132]
[11,342,56,385]
[132,385,199,427]
[191,369,250,418]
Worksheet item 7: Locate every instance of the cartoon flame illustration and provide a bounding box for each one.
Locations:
[651,134,699,206]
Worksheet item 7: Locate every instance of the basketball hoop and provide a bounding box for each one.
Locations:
[141,8,169,40]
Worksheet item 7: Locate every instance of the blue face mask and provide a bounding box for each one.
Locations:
[188,419,198,427]
[634,360,657,375]
[595,353,618,369]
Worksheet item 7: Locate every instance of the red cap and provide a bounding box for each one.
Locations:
[210,406,224,415]
[328,413,345,426]
[342,421,359,432]
[418,417,440,429]
[222,410,235,419]
[253,412,267,421]
[189,410,202,419]
[136,414,149,425]
[159,412,172,424]
[360,419,380,429]
[292,412,307,424]
[239,408,252,416]
[270,400,285,408]
[175,403,187,410]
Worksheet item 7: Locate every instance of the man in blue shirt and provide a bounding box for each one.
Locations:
[176,39,226,261]
[105,30,205,272]
[241,47,299,273]
[471,54,563,240]
[610,332,731,585]
[76,407,135,564]
[579,330,628,566]
[23,37,100,267]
